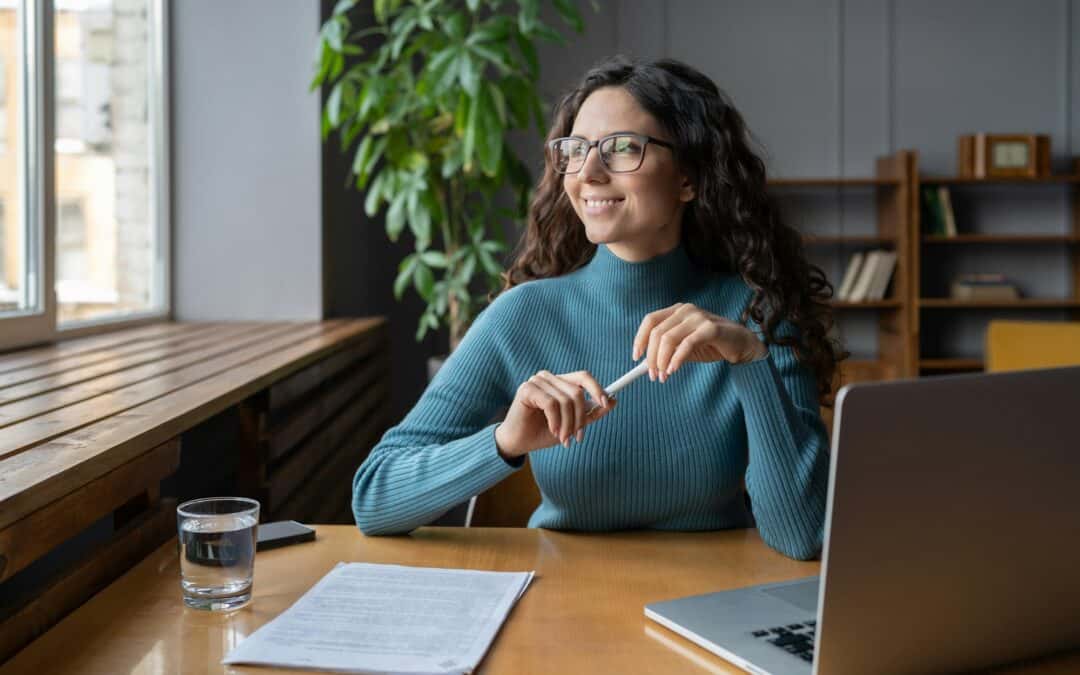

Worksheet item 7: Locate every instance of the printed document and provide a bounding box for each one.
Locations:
[222,562,534,675]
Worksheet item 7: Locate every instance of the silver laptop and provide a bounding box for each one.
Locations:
[646,365,1080,675]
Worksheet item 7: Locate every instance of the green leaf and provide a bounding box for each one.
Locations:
[407,190,433,247]
[480,240,506,252]
[500,76,530,127]
[414,262,435,301]
[532,21,567,45]
[462,93,479,171]
[333,0,357,16]
[552,0,584,32]
[420,251,448,268]
[468,42,512,76]
[477,246,502,274]
[389,17,418,61]
[351,135,373,175]
[394,254,418,299]
[513,31,539,77]
[424,46,458,92]
[517,0,539,35]
[470,15,514,43]
[364,171,387,217]
[476,86,503,176]
[457,51,481,97]
[441,12,467,41]
[466,0,481,12]
[386,191,407,241]
[458,251,477,283]
[374,0,389,23]
[354,136,387,189]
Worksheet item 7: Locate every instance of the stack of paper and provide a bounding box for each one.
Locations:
[223,563,534,675]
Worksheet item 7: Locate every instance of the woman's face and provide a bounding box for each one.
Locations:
[563,86,695,261]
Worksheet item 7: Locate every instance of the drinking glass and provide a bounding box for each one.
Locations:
[176,497,259,611]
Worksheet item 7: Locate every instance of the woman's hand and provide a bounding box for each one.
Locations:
[495,370,616,459]
[633,303,768,382]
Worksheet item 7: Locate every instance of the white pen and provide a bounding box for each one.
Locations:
[587,360,650,413]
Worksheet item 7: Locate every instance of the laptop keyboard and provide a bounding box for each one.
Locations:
[750,620,816,662]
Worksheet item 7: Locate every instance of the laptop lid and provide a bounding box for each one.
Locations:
[815,365,1080,674]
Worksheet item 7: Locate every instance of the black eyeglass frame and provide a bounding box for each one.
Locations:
[547,132,675,174]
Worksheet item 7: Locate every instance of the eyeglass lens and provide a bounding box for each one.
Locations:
[553,135,645,173]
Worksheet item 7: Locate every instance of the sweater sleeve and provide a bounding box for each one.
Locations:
[352,290,524,535]
[730,328,830,560]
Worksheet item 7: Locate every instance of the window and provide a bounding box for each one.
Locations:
[0,0,168,351]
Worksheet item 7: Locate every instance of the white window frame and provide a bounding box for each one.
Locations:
[0,0,170,351]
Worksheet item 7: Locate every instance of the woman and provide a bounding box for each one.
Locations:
[352,57,842,560]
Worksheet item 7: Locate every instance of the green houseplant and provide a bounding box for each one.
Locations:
[313,0,589,349]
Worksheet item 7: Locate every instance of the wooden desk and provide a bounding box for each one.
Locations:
[0,321,389,660]
[3,526,1078,674]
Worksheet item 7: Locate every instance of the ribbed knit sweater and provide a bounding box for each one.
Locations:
[352,243,830,560]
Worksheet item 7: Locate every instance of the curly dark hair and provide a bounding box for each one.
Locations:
[500,56,846,405]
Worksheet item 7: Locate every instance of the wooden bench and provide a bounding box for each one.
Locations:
[0,319,389,662]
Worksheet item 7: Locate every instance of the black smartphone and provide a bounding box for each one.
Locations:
[256,520,316,551]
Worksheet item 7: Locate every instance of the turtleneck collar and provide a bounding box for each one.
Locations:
[578,242,701,311]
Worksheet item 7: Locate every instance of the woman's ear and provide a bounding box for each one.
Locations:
[679,176,696,203]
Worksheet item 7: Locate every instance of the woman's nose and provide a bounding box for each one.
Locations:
[577,146,608,183]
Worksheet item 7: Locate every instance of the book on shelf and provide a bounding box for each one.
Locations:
[937,186,957,237]
[842,249,897,302]
[836,251,865,300]
[949,273,1020,300]
[921,186,957,237]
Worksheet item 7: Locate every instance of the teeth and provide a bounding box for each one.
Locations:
[585,199,622,207]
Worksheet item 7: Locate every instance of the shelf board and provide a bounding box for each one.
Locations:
[920,298,1080,309]
[923,234,1080,244]
[831,300,903,309]
[920,175,1080,185]
[804,235,896,246]
[768,177,901,187]
[920,358,984,371]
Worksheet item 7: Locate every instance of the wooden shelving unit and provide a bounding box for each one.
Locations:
[920,299,1080,309]
[913,156,1080,375]
[923,234,1080,244]
[773,153,1080,386]
[770,151,916,388]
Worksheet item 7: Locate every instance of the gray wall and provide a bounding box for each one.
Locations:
[172,0,322,321]
[324,1,1080,414]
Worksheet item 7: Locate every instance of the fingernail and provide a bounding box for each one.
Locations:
[660,371,666,383]
[649,369,655,381]
[602,395,609,407]
[576,430,583,442]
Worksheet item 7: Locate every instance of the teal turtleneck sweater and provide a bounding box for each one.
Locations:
[352,243,830,560]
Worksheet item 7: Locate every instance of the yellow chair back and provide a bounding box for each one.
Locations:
[985,320,1080,372]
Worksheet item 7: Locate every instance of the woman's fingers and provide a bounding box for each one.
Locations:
[666,322,714,375]
[536,372,586,445]
[520,378,561,439]
[529,373,574,445]
[632,305,680,361]
[646,305,696,379]
[560,370,610,410]
[655,318,702,379]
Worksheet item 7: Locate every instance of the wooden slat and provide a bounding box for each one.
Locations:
[0,499,175,663]
[0,323,295,428]
[267,323,387,416]
[0,323,223,391]
[0,439,180,584]
[0,323,195,376]
[0,323,330,461]
[272,404,388,523]
[266,353,388,462]
[0,319,384,530]
[264,374,389,511]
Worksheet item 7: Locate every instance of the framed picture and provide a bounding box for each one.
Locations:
[958,133,1050,178]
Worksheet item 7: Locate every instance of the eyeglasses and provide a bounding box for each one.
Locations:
[547,133,674,174]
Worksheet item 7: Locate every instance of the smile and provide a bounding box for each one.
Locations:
[584,198,625,211]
